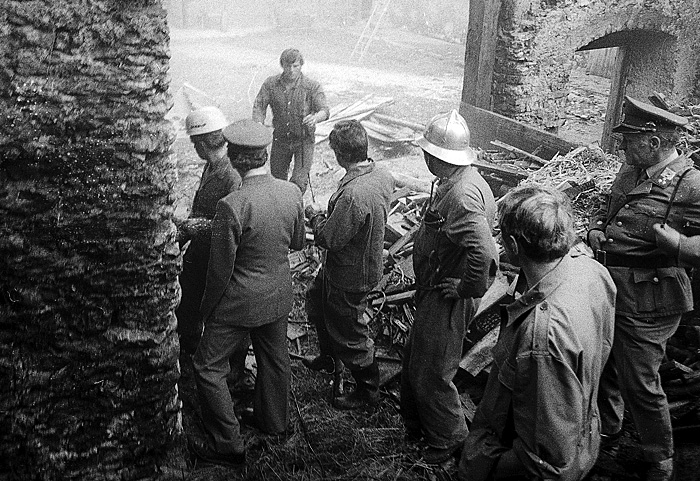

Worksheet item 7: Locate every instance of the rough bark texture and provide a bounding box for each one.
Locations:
[0,1,180,480]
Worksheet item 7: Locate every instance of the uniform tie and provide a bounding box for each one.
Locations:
[636,169,648,186]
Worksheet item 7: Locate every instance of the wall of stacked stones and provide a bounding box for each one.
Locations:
[493,0,700,130]
[0,1,181,479]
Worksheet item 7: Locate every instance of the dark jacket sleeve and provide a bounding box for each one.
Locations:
[313,193,364,252]
[676,235,700,267]
[200,200,240,322]
[291,195,305,251]
[443,198,498,299]
[310,80,329,120]
[252,78,271,123]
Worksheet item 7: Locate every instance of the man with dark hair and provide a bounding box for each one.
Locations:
[303,120,395,410]
[189,119,305,467]
[400,110,499,464]
[589,96,700,481]
[252,48,329,194]
[458,185,616,481]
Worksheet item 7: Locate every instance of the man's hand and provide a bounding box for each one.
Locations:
[303,113,319,128]
[587,229,607,251]
[435,277,462,299]
[304,202,325,220]
[653,223,681,254]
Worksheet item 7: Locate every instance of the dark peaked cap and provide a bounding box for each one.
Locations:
[223,119,273,151]
[612,96,688,134]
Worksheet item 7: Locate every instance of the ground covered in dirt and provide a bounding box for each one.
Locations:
[161,21,700,481]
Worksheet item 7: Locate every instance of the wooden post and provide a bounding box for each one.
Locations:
[602,46,631,153]
[462,0,502,110]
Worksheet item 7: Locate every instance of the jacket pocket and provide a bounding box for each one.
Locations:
[632,268,689,312]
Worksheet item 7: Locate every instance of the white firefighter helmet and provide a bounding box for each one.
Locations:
[185,106,228,136]
[416,109,476,166]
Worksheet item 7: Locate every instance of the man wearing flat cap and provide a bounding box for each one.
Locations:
[588,96,700,481]
[189,119,305,467]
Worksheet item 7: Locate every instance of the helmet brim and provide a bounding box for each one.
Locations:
[417,136,476,166]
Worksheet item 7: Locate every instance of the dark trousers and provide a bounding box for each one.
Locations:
[270,138,315,194]
[176,238,210,354]
[177,238,250,377]
[598,313,680,462]
[306,270,374,370]
[401,289,473,449]
[193,315,290,453]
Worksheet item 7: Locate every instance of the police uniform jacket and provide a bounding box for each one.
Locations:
[200,173,305,326]
[589,155,700,317]
[313,161,395,293]
[462,252,616,481]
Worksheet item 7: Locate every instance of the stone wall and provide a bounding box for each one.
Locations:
[492,0,700,131]
[0,1,180,479]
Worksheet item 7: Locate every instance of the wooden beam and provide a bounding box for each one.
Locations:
[489,140,547,166]
[462,0,502,109]
[371,112,425,132]
[460,102,575,160]
[602,46,631,153]
[388,224,420,257]
[371,290,416,306]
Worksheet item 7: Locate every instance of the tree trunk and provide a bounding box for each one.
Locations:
[0,1,180,479]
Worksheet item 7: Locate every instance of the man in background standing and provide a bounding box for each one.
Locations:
[252,48,329,194]
[303,120,394,410]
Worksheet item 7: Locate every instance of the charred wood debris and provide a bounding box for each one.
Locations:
[285,94,700,429]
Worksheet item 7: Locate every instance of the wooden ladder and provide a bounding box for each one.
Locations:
[350,0,392,63]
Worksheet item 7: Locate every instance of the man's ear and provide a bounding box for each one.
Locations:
[505,234,520,257]
[648,135,661,150]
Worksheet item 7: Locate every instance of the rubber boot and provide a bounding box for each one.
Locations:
[334,361,380,410]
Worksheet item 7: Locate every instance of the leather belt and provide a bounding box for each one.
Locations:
[595,250,677,268]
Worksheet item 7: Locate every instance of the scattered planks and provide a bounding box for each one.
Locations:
[315,96,425,145]
[315,95,395,143]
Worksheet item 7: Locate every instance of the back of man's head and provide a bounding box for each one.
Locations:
[329,120,368,165]
[498,185,576,262]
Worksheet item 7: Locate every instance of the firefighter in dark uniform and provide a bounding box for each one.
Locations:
[588,96,700,481]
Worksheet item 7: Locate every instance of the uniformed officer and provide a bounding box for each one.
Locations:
[189,119,305,467]
[588,96,700,481]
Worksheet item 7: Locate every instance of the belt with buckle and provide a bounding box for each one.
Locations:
[595,250,677,268]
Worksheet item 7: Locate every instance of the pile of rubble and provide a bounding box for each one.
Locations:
[287,96,700,427]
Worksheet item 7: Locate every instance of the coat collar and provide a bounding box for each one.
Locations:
[241,172,272,186]
[435,166,472,198]
[274,72,306,89]
[506,255,569,326]
[201,153,232,184]
[620,153,689,196]
[337,160,375,189]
